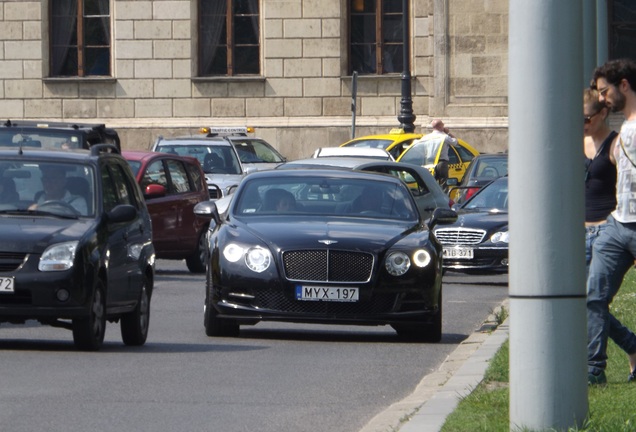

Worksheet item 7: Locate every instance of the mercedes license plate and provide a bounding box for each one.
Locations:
[443,247,474,259]
[0,277,15,293]
[296,285,359,302]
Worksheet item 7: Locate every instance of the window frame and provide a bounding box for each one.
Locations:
[348,0,406,75]
[608,0,636,60]
[49,0,112,78]
[198,0,261,77]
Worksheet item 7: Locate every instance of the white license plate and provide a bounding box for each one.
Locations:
[443,247,474,259]
[0,276,15,293]
[296,286,359,302]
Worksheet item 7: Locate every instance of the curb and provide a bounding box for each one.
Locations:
[359,300,510,432]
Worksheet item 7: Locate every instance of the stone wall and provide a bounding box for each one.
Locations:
[0,0,510,157]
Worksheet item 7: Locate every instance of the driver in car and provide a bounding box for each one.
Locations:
[31,165,87,214]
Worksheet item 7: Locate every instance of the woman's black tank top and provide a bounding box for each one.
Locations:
[585,131,618,222]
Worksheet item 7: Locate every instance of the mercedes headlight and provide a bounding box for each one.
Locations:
[490,231,509,244]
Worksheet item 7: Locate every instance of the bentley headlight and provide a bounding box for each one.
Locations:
[490,231,509,244]
[39,241,78,271]
[412,249,432,268]
[245,247,272,273]
[223,243,244,262]
[385,251,411,276]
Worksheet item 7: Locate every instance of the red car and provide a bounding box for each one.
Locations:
[123,150,210,273]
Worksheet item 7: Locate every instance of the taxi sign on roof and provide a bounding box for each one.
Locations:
[200,126,255,135]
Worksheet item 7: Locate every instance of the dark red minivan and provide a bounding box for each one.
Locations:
[123,150,210,273]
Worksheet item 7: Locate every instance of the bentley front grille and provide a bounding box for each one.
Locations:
[282,249,374,283]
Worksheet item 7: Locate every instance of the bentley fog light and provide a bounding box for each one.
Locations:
[245,247,272,273]
[39,241,78,271]
[490,231,509,244]
[385,251,411,276]
[412,249,432,268]
[223,243,244,263]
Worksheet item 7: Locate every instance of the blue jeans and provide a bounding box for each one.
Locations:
[587,216,636,375]
[585,223,607,277]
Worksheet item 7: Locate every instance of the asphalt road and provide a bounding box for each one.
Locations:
[0,261,507,432]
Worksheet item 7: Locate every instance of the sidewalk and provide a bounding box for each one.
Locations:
[359,301,510,432]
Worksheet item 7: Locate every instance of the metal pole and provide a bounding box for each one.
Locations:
[509,0,588,430]
[351,71,358,139]
[596,0,609,65]
[397,0,416,133]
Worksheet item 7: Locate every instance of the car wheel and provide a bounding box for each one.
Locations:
[186,229,208,274]
[72,281,106,351]
[204,267,239,337]
[121,276,151,346]
[393,290,442,343]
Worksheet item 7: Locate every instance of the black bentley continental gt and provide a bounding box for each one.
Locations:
[194,168,457,342]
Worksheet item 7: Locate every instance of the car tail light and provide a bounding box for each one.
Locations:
[464,187,479,201]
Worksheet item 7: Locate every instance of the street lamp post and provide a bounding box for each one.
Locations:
[398,0,416,132]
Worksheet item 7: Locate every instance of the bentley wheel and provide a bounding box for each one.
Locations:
[72,281,106,351]
[186,230,208,274]
[204,268,239,337]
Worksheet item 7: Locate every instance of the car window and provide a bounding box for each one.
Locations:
[347,139,393,149]
[166,159,190,193]
[142,160,168,190]
[232,139,285,163]
[234,177,418,220]
[0,129,83,150]
[185,161,205,192]
[399,140,441,165]
[106,163,137,207]
[447,147,460,164]
[454,143,476,163]
[464,179,508,211]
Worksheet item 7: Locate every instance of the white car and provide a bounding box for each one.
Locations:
[311,146,394,160]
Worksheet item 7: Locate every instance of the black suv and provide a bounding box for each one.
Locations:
[0,120,121,151]
[0,145,154,350]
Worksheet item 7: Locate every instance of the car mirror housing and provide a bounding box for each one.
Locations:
[428,207,458,230]
[194,200,221,224]
[144,183,167,199]
[107,204,138,224]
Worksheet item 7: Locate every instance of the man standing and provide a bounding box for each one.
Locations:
[427,119,456,190]
[587,58,636,384]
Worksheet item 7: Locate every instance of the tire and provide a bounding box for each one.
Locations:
[393,290,442,343]
[204,267,239,337]
[121,276,151,346]
[186,229,208,274]
[72,281,107,351]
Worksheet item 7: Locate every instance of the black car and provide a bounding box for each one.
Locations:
[434,176,508,274]
[448,152,507,204]
[194,168,458,342]
[0,145,154,350]
[0,119,121,151]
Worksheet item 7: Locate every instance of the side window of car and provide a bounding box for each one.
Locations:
[448,147,460,165]
[142,160,168,190]
[454,144,476,163]
[109,164,138,207]
[165,159,191,194]
[185,162,204,192]
[101,167,119,213]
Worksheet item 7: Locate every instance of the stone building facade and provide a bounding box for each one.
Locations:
[0,0,511,158]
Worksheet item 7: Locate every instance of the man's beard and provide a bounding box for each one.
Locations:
[610,91,626,113]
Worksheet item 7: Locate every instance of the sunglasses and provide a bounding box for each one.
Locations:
[584,109,604,124]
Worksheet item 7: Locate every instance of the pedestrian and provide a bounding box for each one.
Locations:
[587,58,636,384]
[583,87,618,275]
[428,119,457,191]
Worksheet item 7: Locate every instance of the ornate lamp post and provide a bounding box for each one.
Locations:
[397,0,416,132]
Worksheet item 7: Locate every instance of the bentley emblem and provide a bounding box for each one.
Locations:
[318,239,338,245]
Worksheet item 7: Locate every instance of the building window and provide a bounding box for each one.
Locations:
[50,0,111,77]
[199,0,260,76]
[349,0,404,75]
[609,0,636,59]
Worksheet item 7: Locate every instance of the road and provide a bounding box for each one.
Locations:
[0,260,507,432]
